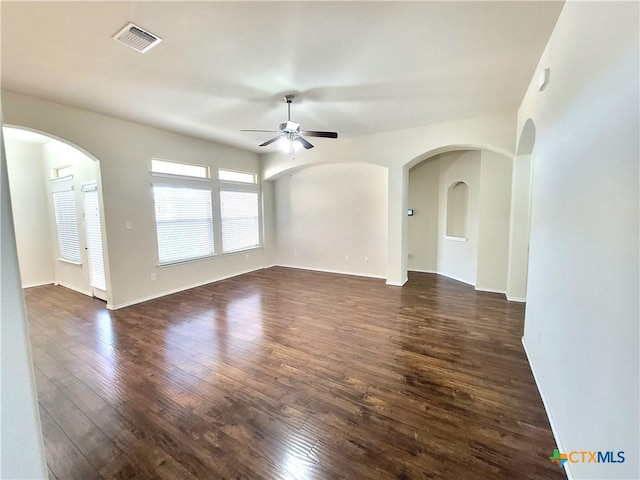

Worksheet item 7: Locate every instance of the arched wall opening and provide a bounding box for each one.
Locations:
[506,118,536,302]
[406,147,513,293]
[2,125,110,303]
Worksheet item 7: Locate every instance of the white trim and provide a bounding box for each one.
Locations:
[275,264,386,281]
[444,235,468,242]
[507,295,527,303]
[436,272,475,286]
[408,269,437,274]
[56,258,82,266]
[107,266,265,310]
[49,174,74,183]
[150,171,212,183]
[22,281,55,289]
[54,281,93,297]
[475,286,506,295]
[386,279,408,287]
[158,254,216,268]
[221,246,263,256]
[522,337,573,480]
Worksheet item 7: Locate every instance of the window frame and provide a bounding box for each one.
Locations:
[51,187,83,265]
[151,158,210,180]
[219,180,262,255]
[151,163,216,267]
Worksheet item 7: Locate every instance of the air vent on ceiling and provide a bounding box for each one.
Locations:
[113,23,162,53]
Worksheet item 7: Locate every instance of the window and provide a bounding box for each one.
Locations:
[219,169,257,184]
[152,159,209,179]
[153,185,214,264]
[220,190,260,253]
[446,181,469,239]
[52,189,82,263]
[52,165,73,179]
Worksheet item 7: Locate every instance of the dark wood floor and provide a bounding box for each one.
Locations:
[26,267,564,480]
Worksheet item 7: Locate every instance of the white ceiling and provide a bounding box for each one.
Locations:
[1,1,563,152]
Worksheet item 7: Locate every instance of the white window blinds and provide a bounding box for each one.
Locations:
[82,186,107,291]
[52,189,82,263]
[220,190,260,253]
[153,185,214,264]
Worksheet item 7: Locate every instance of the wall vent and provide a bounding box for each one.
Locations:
[113,23,162,53]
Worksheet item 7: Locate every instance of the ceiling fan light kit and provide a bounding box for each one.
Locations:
[241,95,338,153]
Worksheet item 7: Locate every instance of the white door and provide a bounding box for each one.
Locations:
[82,184,107,301]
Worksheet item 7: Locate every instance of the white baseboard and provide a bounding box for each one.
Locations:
[407,269,437,274]
[475,286,506,295]
[386,278,408,287]
[437,272,476,287]
[507,295,527,303]
[107,266,265,310]
[55,281,93,297]
[22,281,55,289]
[275,264,386,281]
[522,337,573,479]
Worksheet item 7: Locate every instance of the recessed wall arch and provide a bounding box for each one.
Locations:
[446,180,469,239]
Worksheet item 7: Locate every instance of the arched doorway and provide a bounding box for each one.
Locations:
[3,126,109,302]
[506,119,535,302]
[406,147,513,292]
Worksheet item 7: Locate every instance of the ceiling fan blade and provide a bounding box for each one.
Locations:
[259,136,282,147]
[301,130,338,139]
[297,136,314,149]
[241,129,280,133]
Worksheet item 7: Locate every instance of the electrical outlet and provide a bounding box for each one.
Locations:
[294,250,298,257]
[365,257,369,263]
[344,255,349,261]
[245,254,250,260]
[125,220,132,230]
[150,273,156,281]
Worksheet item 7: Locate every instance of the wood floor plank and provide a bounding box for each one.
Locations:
[25,268,564,480]
[39,389,123,470]
[39,406,101,480]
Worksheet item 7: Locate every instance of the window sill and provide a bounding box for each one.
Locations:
[222,246,263,256]
[57,258,82,265]
[158,254,216,268]
[444,236,468,242]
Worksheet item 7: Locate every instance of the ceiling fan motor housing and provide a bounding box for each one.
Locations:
[280,121,301,134]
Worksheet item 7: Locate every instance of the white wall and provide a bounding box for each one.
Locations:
[5,140,54,287]
[262,113,517,286]
[0,116,48,480]
[506,153,532,302]
[408,158,439,272]
[273,162,388,278]
[436,150,480,285]
[2,91,265,309]
[476,150,512,293]
[42,139,99,296]
[519,2,639,479]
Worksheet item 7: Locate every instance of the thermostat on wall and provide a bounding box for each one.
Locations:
[407,209,414,216]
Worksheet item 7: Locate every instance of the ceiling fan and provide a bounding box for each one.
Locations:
[242,95,338,152]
